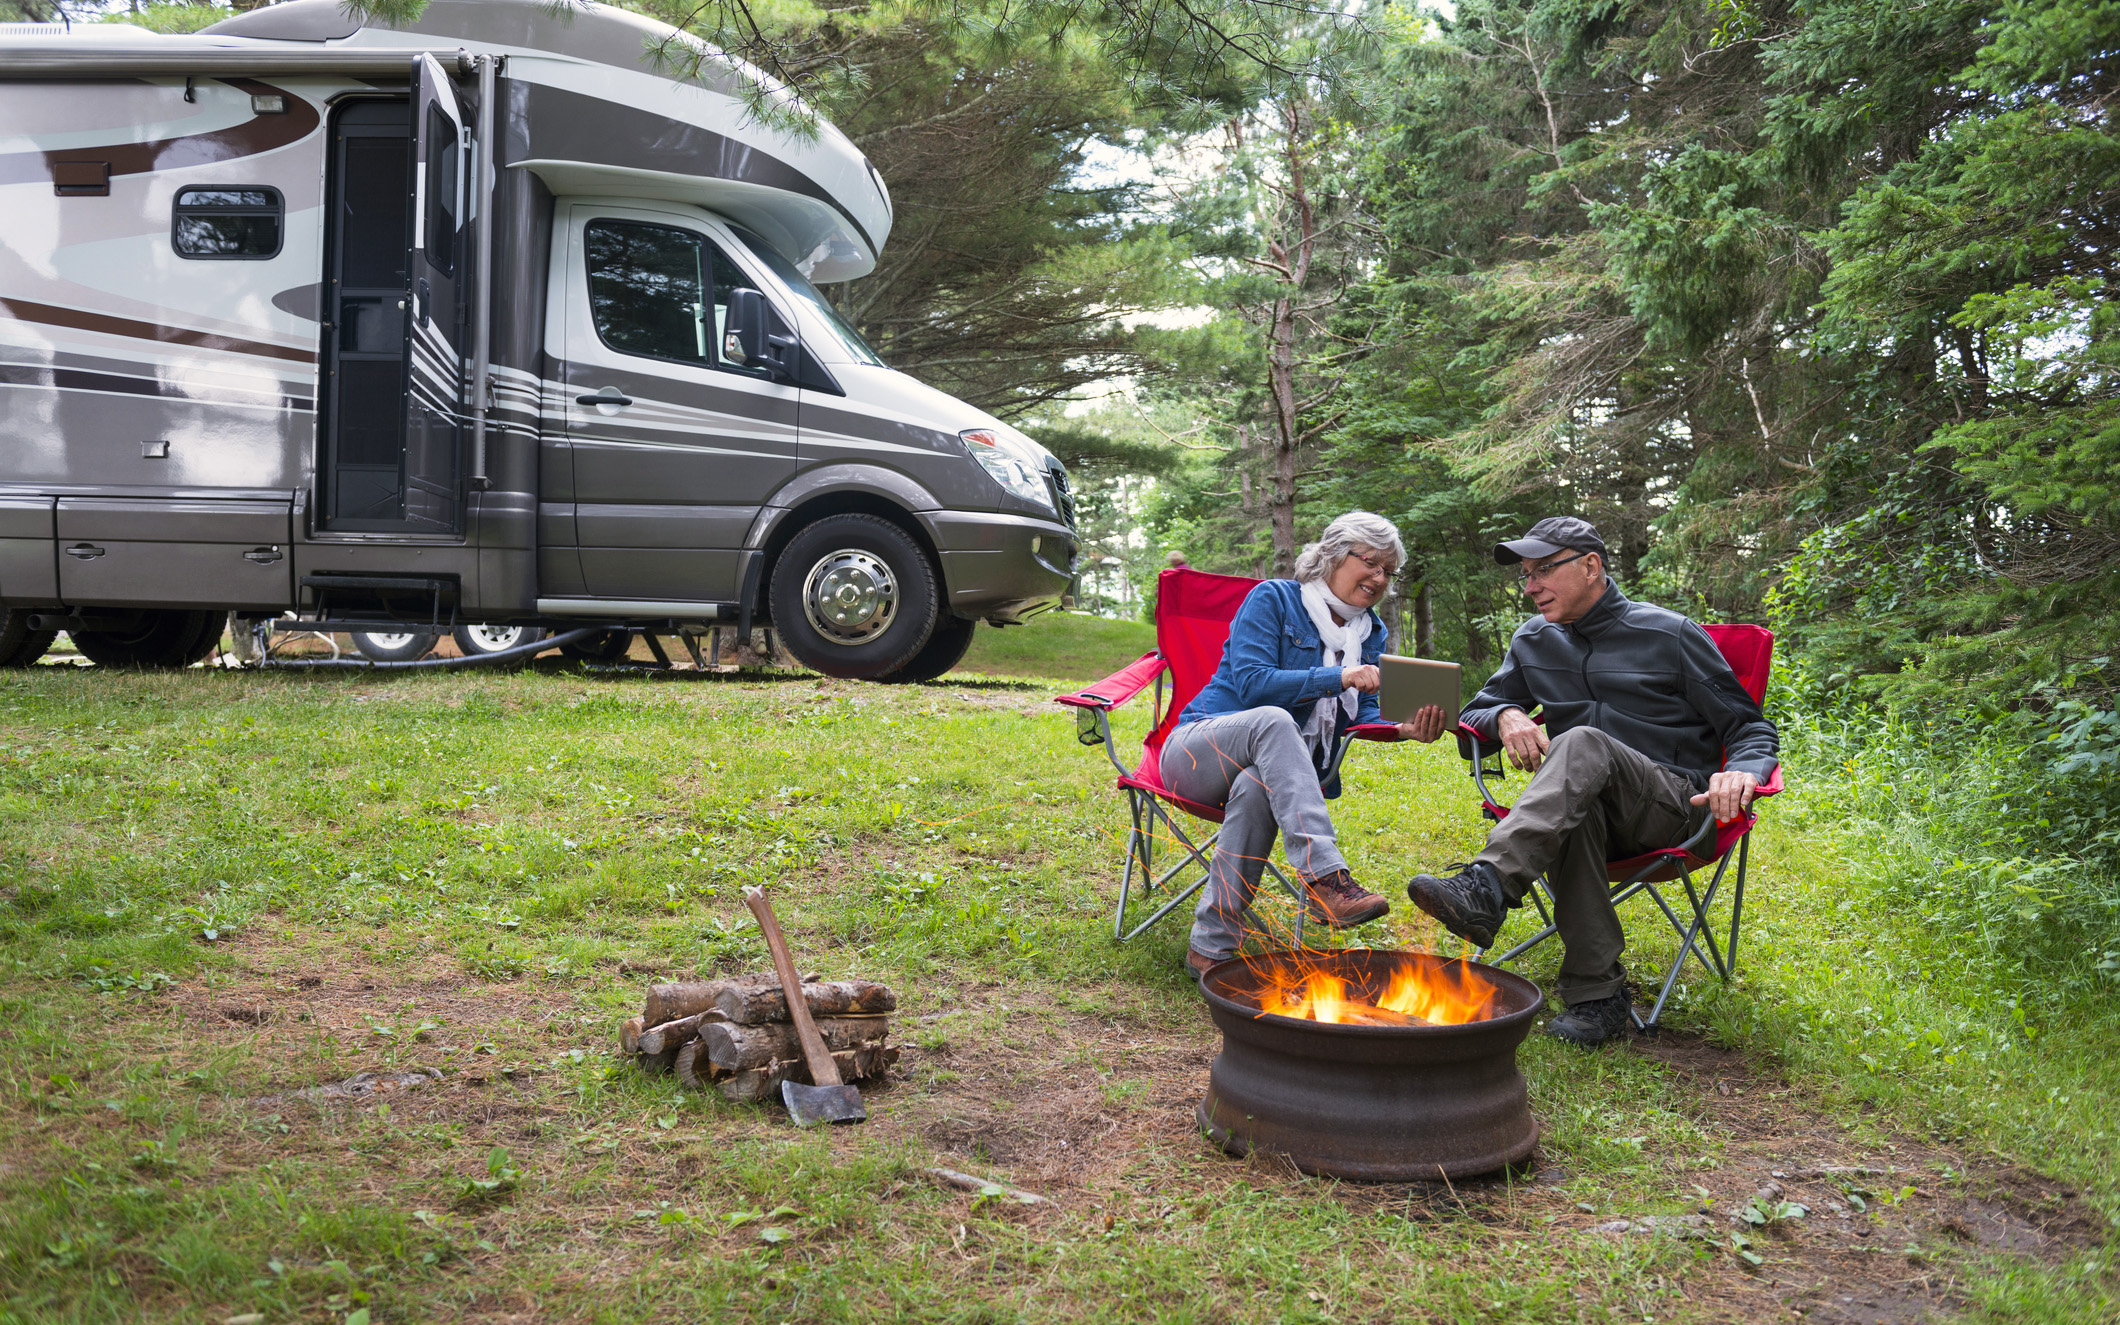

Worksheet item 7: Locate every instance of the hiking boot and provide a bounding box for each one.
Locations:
[1302,869,1391,928]
[1406,861,1507,949]
[1544,987,1636,1047]
[1185,948,1221,985]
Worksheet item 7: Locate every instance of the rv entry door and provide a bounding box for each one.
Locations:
[403,54,469,531]
[316,63,468,533]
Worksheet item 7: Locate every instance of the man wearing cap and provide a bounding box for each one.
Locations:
[1400,518,1778,1046]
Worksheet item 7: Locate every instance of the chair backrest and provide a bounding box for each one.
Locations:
[1700,623,1774,707]
[1145,566,1260,753]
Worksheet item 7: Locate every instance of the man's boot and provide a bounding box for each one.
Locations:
[1406,861,1507,949]
[1544,986,1635,1047]
[1301,869,1390,928]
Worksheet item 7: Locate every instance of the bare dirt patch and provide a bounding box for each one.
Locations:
[91,947,2109,1321]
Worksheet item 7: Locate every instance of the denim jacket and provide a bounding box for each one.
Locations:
[1176,578,1388,797]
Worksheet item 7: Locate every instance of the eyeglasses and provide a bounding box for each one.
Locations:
[1515,551,1590,585]
[1347,550,1398,580]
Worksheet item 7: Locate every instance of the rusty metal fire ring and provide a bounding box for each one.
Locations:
[1196,949,1544,1181]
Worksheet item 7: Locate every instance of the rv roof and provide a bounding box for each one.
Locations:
[205,0,766,104]
[198,0,892,279]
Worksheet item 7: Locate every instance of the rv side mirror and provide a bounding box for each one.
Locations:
[726,287,768,368]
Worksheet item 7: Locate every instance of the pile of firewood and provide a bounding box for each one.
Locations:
[618,974,898,1104]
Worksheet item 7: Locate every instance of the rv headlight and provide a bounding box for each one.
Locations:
[960,428,1056,513]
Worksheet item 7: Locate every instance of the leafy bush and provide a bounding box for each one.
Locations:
[1777,671,2120,1000]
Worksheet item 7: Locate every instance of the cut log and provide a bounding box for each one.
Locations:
[709,1044,899,1103]
[638,1047,678,1077]
[699,1017,889,1072]
[618,1016,643,1055]
[715,979,896,1025]
[640,972,816,1025]
[637,1009,725,1057]
[674,1040,723,1091]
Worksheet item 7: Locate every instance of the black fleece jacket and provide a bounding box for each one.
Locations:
[1462,579,1779,791]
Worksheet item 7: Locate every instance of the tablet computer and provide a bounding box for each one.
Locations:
[1377,655,1462,725]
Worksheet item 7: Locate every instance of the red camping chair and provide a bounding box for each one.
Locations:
[1457,623,1783,1032]
[1057,567,1402,945]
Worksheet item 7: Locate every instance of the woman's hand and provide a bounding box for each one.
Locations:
[1397,705,1447,743]
[1341,664,1382,694]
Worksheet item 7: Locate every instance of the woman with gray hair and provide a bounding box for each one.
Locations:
[1162,511,1445,982]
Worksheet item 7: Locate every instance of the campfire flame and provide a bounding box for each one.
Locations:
[1245,951,1498,1026]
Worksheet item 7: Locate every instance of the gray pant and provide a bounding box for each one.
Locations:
[1160,707,1346,958]
[1474,726,1704,1004]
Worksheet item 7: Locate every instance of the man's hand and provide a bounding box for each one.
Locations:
[1690,770,1759,824]
[1341,664,1382,694]
[1496,708,1548,772]
[1398,704,1447,743]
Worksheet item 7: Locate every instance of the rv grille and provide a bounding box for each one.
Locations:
[1047,465,1077,531]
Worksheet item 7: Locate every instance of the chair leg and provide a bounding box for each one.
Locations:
[1261,860,1305,950]
[1491,875,1558,965]
[1115,801,1218,944]
[1728,834,1749,978]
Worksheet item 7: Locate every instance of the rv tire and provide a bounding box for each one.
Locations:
[0,610,58,668]
[559,628,635,662]
[71,610,223,670]
[769,514,938,679]
[350,630,440,663]
[876,613,977,684]
[452,624,547,664]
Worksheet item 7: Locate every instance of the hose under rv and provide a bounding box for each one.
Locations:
[256,626,601,670]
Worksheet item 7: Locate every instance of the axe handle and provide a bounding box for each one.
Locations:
[743,888,843,1087]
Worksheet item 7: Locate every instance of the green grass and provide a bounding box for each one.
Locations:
[0,614,2111,1321]
[958,611,1154,683]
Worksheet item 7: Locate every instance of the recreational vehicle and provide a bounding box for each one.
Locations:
[0,0,1078,678]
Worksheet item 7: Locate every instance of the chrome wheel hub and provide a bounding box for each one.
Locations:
[464,624,524,652]
[801,549,897,644]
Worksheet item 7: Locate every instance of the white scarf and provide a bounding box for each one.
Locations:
[1298,579,1372,764]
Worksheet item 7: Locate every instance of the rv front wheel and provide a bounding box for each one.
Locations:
[769,515,938,679]
[71,610,223,670]
[876,613,977,685]
[0,610,57,668]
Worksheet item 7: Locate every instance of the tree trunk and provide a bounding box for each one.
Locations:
[1414,577,1435,657]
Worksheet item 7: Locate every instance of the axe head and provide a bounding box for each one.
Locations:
[782,1079,867,1127]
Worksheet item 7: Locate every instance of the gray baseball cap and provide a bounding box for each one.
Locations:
[1493,516,1607,566]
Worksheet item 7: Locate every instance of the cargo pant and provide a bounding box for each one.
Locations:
[1160,706,1346,959]
[1473,726,1706,1005]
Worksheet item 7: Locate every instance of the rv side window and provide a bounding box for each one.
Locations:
[424,104,458,274]
[585,220,766,374]
[171,187,283,259]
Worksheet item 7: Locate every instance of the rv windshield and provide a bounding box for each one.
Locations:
[730,229,884,368]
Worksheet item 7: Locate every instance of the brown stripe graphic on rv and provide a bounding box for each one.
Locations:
[0,363,312,411]
[0,79,319,188]
[0,299,315,365]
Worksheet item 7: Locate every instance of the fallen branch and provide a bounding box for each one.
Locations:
[922,1167,1049,1206]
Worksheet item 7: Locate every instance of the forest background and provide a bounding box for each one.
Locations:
[11,0,2120,1089]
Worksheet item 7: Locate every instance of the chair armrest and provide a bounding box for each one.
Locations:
[1349,722,1401,742]
[1054,652,1165,711]
[1453,719,1501,762]
[1753,766,1784,798]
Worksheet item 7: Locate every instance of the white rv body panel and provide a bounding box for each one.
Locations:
[0,0,1075,674]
